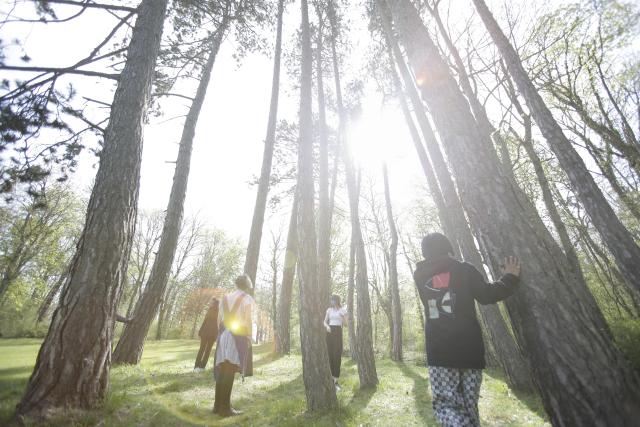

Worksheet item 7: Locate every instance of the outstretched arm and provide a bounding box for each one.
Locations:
[470,256,521,305]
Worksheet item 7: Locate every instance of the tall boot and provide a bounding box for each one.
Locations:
[217,372,232,417]
[218,371,243,417]
[227,374,243,416]
[212,371,223,414]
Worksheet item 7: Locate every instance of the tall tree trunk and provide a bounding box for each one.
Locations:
[347,226,358,359]
[275,194,297,355]
[35,274,66,324]
[125,283,141,318]
[382,164,402,362]
[328,0,378,389]
[386,0,640,424]
[14,0,168,418]
[271,241,279,334]
[514,114,583,279]
[155,299,166,340]
[113,24,227,365]
[296,0,337,411]
[243,0,286,284]
[472,0,640,294]
[315,5,332,310]
[379,0,532,391]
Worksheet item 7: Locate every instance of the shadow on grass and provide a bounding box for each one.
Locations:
[397,362,435,425]
[347,385,376,413]
[109,344,289,415]
[0,366,33,380]
[484,368,547,419]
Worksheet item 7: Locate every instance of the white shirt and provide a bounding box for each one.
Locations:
[325,307,347,326]
[218,289,254,336]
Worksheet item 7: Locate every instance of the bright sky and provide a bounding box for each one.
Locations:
[1,1,424,250]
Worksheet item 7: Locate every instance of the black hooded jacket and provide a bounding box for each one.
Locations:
[413,256,519,369]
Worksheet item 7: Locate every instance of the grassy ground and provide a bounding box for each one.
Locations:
[0,339,549,426]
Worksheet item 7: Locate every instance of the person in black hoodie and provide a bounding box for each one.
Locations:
[414,233,520,427]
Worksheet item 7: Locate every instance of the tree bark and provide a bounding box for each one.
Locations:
[471,0,640,295]
[270,235,279,334]
[295,0,338,411]
[347,226,358,360]
[243,0,285,284]
[275,194,298,355]
[379,0,532,391]
[382,164,402,362]
[113,24,226,365]
[329,0,378,389]
[315,4,332,310]
[386,0,640,424]
[35,273,66,324]
[14,0,168,418]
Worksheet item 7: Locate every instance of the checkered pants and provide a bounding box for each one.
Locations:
[429,367,482,427]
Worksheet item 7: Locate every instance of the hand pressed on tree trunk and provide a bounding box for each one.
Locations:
[500,256,521,277]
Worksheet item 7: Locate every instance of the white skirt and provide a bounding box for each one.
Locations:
[215,329,241,367]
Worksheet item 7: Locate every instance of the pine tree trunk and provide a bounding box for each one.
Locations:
[271,246,278,334]
[471,0,640,294]
[275,195,297,354]
[329,0,378,389]
[344,159,378,388]
[155,300,165,340]
[244,0,285,284]
[14,0,168,418]
[316,7,332,310]
[347,228,358,359]
[516,112,583,279]
[380,0,532,391]
[296,0,338,411]
[382,164,402,362]
[113,24,226,365]
[36,274,66,324]
[387,0,640,424]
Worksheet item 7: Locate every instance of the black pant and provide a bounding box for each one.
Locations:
[214,361,236,413]
[326,325,343,378]
[195,336,215,369]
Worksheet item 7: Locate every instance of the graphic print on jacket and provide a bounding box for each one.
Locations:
[413,256,519,369]
[423,272,456,320]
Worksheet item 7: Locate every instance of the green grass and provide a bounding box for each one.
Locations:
[0,339,549,426]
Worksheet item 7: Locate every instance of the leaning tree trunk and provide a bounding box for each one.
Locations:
[315,6,332,309]
[35,273,66,324]
[343,152,378,387]
[295,0,337,411]
[113,24,227,365]
[329,0,378,389]
[346,227,358,360]
[387,0,640,424]
[14,0,168,418]
[471,0,640,295]
[243,0,285,284]
[271,242,278,334]
[275,194,298,355]
[380,0,532,391]
[394,62,531,389]
[517,110,584,280]
[382,163,402,362]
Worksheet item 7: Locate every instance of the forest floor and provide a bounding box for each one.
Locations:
[0,339,549,426]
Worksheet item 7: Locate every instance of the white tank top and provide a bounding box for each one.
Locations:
[326,307,347,326]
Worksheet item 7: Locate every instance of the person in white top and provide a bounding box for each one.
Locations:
[212,275,255,417]
[323,295,348,390]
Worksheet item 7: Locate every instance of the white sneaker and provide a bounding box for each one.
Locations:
[194,367,204,372]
